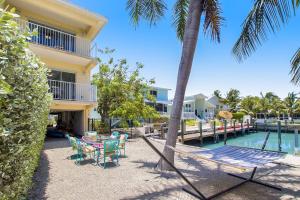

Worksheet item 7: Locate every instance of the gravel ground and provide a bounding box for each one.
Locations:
[28,137,300,200]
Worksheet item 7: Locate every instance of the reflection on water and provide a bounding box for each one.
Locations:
[202,132,298,154]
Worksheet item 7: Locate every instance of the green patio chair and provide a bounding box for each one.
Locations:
[111,131,120,139]
[69,137,96,165]
[119,134,128,157]
[66,133,71,145]
[99,139,120,169]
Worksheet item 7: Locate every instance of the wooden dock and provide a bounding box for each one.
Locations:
[178,122,254,143]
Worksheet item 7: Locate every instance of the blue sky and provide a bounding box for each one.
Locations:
[71,0,300,99]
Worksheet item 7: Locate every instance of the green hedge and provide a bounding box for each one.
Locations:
[0,8,51,200]
[232,112,245,121]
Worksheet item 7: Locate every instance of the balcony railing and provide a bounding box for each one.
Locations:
[48,80,97,102]
[16,18,97,58]
[182,112,197,120]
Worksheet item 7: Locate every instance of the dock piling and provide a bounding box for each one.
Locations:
[247,119,250,134]
[224,120,227,145]
[199,121,203,146]
[278,121,282,152]
[295,129,299,148]
[181,120,186,144]
[241,121,244,135]
[213,120,218,143]
[233,120,236,137]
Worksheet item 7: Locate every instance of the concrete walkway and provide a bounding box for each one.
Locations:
[28,137,300,200]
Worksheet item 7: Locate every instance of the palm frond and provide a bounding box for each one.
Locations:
[173,0,189,41]
[143,0,167,25]
[202,0,224,43]
[127,0,144,26]
[126,0,167,26]
[290,48,300,84]
[232,0,292,62]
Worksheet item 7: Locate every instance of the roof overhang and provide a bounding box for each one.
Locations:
[29,44,97,70]
[6,0,107,40]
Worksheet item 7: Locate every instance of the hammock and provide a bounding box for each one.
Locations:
[143,136,286,200]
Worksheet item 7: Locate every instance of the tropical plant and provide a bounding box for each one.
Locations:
[213,90,222,99]
[126,0,224,170]
[257,92,281,118]
[232,0,300,84]
[221,89,241,112]
[239,96,260,116]
[232,112,245,121]
[290,48,300,84]
[270,98,285,119]
[283,92,300,120]
[92,49,159,131]
[0,7,51,199]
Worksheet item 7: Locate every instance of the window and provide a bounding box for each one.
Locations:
[150,90,157,97]
[47,70,76,100]
[48,70,75,82]
[184,104,192,112]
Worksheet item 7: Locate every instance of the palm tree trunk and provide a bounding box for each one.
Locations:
[157,0,203,171]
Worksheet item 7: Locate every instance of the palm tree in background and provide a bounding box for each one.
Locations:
[239,96,260,116]
[270,98,285,119]
[221,89,241,112]
[257,92,278,118]
[233,0,299,82]
[283,92,300,120]
[126,0,223,170]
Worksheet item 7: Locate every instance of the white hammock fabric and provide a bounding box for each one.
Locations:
[191,145,285,168]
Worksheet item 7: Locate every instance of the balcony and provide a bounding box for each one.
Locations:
[48,80,97,102]
[16,19,97,58]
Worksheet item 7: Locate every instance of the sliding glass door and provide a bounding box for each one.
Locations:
[48,70,76,100]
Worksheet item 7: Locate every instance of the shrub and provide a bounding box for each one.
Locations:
[232,112,245,121]
[152,116,169,124]
[185,119,196,126]
[0,8,51,199]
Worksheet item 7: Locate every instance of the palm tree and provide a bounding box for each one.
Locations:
[257,92,280,118]
[126,0,223,170]
[239,96,260,116]
[222,89,241,112]
[232,0,299,83]
[290,49,300,84]
[283,92,300,120]
[270,98,285,119]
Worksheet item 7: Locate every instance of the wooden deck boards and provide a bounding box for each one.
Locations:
[178,126,254,143]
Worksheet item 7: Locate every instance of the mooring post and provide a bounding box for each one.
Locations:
[224,120,227,145]
[295,130,299,155]
[213,120,217,143]
[255,121,258,132]
[199,121,203,146]
[181,120,185,144]
[241,121,244,135]
[264,119,267,132]
[285,119,288,133]
[247,119,250,134]
[233,120,236,137]
[278,121,282,152]
[295,129,299,147]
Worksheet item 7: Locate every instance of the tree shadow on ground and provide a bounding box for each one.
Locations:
[27,151,50,200]
[127,152,300,200]
[44,137,70,150]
